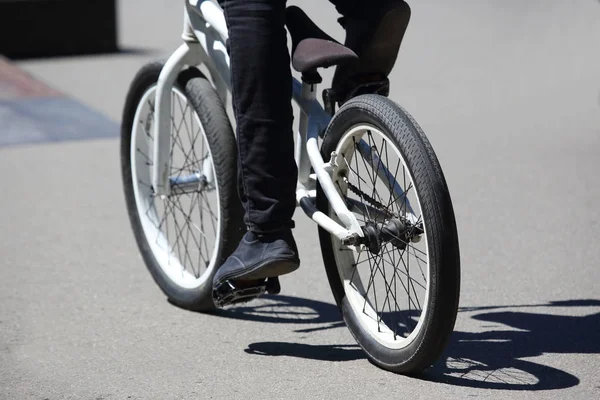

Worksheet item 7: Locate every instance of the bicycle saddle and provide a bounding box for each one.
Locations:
[286,6,358,74]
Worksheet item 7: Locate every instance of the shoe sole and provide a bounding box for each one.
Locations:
[215,258,300,285]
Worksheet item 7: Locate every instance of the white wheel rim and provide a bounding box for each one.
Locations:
[130,85,221,289]
[330,124,430,350]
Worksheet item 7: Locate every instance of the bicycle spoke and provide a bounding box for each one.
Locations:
[377,249,399,335]
[349,247,364,284]
[342,153,373,192]
[358,136,387,210]
[362,253,377,313]
[167,197,195,275]
[381,256,426,290]
[408,241,428,283]
[366,253,381,332]
[363,132,390,209]
[366,131,386,207]
[367,249,411,336]
[389,242,410,336]
[183,193,199,277]
[169,195,209,241]
[200,191,218,235]
[395,243,423,314]
[351,138,373,222]
[173,195,203,275]
[384,247,421,315]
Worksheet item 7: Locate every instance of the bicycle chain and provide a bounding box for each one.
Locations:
[344,179,393,218]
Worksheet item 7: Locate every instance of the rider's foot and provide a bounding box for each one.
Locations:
[332,0,411,103]
[212,229,300,289]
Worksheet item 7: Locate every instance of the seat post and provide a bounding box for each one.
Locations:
[296,76,319,187]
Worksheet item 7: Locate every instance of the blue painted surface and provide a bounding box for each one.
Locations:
[291,78,331,140]
[0,96,118,146]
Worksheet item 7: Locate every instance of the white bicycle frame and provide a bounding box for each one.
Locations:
[152,0,397,244]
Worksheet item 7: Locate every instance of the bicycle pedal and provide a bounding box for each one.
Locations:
[213,279,267,308]
[213,277,282,308]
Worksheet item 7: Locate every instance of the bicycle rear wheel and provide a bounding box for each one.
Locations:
[317,94,460,373]
[121,62,244,311]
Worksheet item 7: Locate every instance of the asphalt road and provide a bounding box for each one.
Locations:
[2,0,600,398]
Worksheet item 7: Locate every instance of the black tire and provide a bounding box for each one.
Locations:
[120,61,244,311]
[317,94,460,373]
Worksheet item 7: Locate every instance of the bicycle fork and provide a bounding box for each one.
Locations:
[153,1,230,197]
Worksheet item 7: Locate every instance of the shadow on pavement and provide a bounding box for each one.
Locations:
[245,342,364,362]
[210,295,363,362]
[214,294,344,330]
[217,296,598,390]
[424,299,600,390]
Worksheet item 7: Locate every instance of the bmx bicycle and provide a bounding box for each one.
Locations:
[120,0,460,374]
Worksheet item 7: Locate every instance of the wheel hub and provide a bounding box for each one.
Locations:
[381,218,409,250]
[361,218,418,254]
[362,222,382,254]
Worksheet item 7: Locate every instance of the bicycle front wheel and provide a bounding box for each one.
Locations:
[317,94,460,373]
[121,62,244,311]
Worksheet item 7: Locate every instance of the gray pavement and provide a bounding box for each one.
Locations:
[2,0,600,398]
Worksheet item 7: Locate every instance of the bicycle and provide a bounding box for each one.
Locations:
[120,0,460,374]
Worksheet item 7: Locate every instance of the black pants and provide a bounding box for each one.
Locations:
[219,0,369,233]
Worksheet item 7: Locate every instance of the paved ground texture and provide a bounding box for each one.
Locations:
[1,0,599,399]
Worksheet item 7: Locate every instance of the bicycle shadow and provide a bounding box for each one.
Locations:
[213,295,599,390]
[423,299,600,390]
[211,294,363,362]
[214,294,345,330]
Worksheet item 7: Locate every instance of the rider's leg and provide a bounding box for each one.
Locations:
[220,0,297,233]
[214,0,299,289]
[328,0,412,103]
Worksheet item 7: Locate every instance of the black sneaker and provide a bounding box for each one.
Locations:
[212,230,300,289]
[332,0,411,103]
